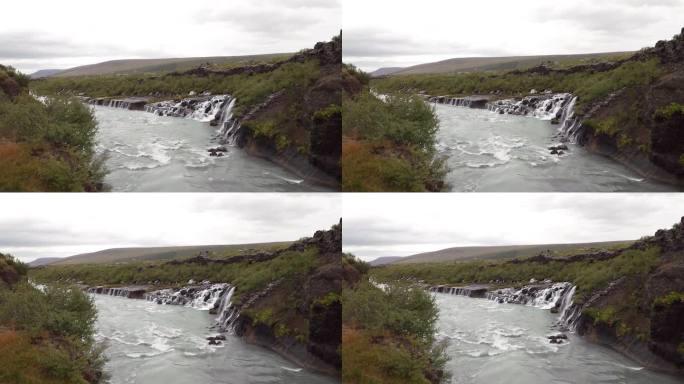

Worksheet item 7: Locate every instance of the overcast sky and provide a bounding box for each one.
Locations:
[343,0,684,71]
[1,0,340,74]
[343,194,684,262]
[0,194,340,262]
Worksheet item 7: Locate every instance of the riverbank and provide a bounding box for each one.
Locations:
[371,218,684,377]
[30,223,344,378]
[371,27,684,188]
[31,36,342,191]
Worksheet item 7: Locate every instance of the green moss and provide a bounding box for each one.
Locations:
[274,323,289,338]
[677,342,684,356]
[313,104,342,121]
[653,291,684,308]
[250,308,274,327]
[584,307,617,326]
[655,103,684,120]
[678,154,684,167]
[617,133,633,149]
[584,117,619,137]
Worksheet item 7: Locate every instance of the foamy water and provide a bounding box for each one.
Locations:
[435,104,676,192]
[435,294,681,384]
[92,106,331,192]
[93,294,337,384]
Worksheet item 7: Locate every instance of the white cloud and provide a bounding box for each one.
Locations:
[1,0,341,73]
[0,193,340,262]
[343,193,684,261]
[343,0,684,71]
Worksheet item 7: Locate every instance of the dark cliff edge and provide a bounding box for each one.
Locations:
[228,221,342,376]
[573,219,684,375]
[575,29,684,186]
[230,35,342,189]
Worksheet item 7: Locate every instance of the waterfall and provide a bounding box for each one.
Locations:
[214,97,241,145]
[215,286,239,331]
[557,96,584,144]
[556,285,582,330]
[432,92,584,142]
[144,283,231,310]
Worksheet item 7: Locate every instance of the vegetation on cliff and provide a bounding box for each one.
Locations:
[0,253,106,383]
[342,65,447,191]
[342,254,449,383]
[0,65,105,191]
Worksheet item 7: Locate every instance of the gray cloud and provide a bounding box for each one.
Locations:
[343,194,684,261]
[0,194,339,262]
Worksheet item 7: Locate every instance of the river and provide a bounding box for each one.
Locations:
[92,294,337,384]
[434,293,681,384]
[434,104,677,192]
[92,106,330,192]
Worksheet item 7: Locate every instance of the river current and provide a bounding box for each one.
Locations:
[92,295,337,384]
[435,293,681,384]
[434,104,676,192]
[92,106,330,192]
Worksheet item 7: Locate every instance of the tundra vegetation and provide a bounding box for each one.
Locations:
[342,254,449,383]
[0,65,105,191]
[342,64,447,191]
[0,252,106,384]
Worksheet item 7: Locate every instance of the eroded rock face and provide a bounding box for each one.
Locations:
[231,222,342,375]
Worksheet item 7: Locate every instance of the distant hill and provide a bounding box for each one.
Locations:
[387,52,633,76]
[383,241,632,265]
[52,53,293,78]
[369,256,403,266]
[42,242,291,266]
[29,69,63,79]
[27,257,62,267]
[369,67,405,77]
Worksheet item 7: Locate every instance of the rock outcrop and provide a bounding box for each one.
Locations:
[230,221,342,376]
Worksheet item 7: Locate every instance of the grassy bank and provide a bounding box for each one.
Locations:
[342,65,447,191]
[0,253,106,383]
[0,65,105,191]
[371,247,661,304]
[342,255,449,383]
[372,58,662,114]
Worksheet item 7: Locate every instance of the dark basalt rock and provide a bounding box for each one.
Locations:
[548,334,568,344]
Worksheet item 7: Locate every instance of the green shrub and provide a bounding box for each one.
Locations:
[655,103,684,120]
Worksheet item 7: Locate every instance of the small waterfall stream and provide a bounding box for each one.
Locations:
[431,92,585,143]
[89,282,241,331]
[432,281,582,329]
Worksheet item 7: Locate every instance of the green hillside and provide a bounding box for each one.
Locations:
[385,52,633,76]
[51,53,293,77]
[391,240,633,264]
[47,242,292,265]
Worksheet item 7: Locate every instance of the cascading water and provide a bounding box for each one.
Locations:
[215,286,239,331]
[145,282,231,310]
[432,281,582,329]
[557,96,584,143]
[432,92,585,143]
